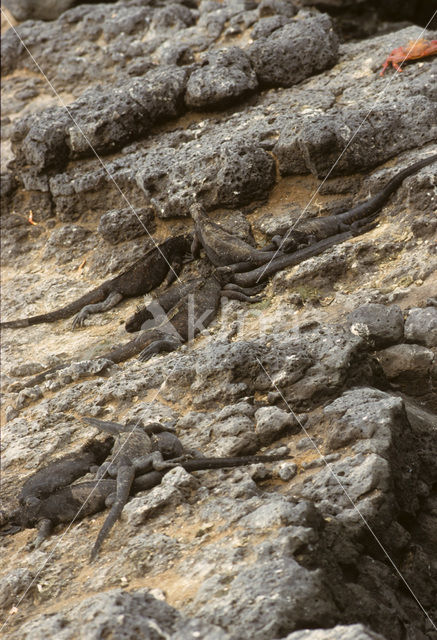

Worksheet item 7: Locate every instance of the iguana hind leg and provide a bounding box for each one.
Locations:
[137,337,181,362]
[223,282,266,296]
[72,291,124,329]
[90,457,135,561]
[221,290,263,303]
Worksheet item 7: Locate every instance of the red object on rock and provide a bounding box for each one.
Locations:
[380,38,437,75]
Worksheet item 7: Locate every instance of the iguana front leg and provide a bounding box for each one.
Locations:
[72,291,124,329]
[191,233,202,259]
[163,252,187,287]
[137,337,181,362]
[26,517,53,550]
[90,455,135,561]
[133,451,193,474]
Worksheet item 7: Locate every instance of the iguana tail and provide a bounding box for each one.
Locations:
[90,457,135,561]
[338,153,437,224]
[1,286,106,328]
[132,453,292,491]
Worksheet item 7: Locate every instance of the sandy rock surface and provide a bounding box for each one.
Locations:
[1,1,436,639]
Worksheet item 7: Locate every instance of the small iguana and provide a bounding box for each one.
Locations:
[0,234,192,329]
[269,153,437,253]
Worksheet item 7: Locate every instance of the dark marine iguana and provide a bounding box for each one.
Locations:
[83,417,192,560]
[190,203,283,272]
[0,233,192,329]
[268,153,437,253]
[0,436,114,539]
[124,265,264,334]
[3,417,292,557]
[15,263,264,389]
[221,153,437,284]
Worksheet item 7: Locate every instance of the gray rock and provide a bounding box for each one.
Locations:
[12,588,230,640]
[136,138,276,218]
[254,406,300,445]
[161,466,200,494]
[98,207,155,245]
[238,496,310,529]
[404,307,437,347]
[324,387,404,451]
[185,47,258,109]
[7,362,45,377]
[258,0,297,18]
[43,224,92,256]
[251,15,293,40]
[194,556,337,638]
[278,462,298,480]
[299,452,390,520]
[376,344,434,395]
[4,0,79,21]
[13,66,190,170]
[346,303,404,347]
[248,12,339,88]
[0,567,33,609]
[274,97,437,177]
[122,483,183,527]
[284,623,388,640]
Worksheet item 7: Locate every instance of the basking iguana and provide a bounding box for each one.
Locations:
[1,234,192,329]
[3,418,292,558]
[83,417,190,560]
[14,264,264,389]
[18,437,114,506]
[269,153,437,253]
[8,452,292,557]
[124,265,264,334]
[190,203,282,272]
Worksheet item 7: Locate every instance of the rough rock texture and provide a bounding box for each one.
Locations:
[1,2,437,640]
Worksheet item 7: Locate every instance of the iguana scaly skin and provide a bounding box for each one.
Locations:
[15,264,263,388]
[190,204,281,271]
[272,153,437,252]
[84,418,187,560]
[1,234,192,329]
[7,438,291,556]
[19,438,114,505]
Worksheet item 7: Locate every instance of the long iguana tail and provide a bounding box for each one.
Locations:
[133,453,292,491]
[90,457,135,561]
[1,287,107,328]
[338,153,437,224]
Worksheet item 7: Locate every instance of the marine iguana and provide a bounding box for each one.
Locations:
[269,153,437,253]
[124,267,264,334]
[83,417,191,560]
[13,264,264,389]
[190,203,282,272]
[4,422,291,557]
[0,234,192,329]
[19,437,114,505]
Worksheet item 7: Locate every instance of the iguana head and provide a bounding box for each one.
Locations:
[189,203,206,222]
